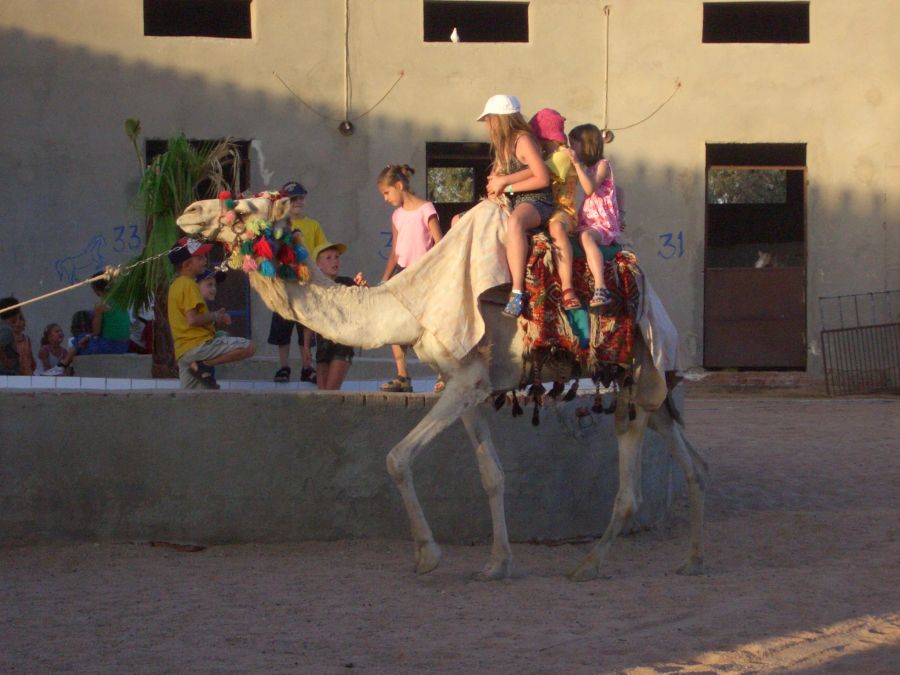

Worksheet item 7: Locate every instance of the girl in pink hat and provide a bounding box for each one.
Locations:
[529,108,580,310]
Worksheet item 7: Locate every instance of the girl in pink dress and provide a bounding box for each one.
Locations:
[377,164,443,392]
[567,123,621,310]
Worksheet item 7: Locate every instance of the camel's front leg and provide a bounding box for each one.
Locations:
[461,408,512,580]
[569,406,649,582]
[385,361,491,575]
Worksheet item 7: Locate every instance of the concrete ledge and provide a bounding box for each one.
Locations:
[71,353,436,381]
[0,390,682,545]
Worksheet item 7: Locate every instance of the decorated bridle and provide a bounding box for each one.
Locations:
[205,190,311,281]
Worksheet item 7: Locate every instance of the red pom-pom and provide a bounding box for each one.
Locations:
[277,245,296,265]
[252,238,274,259]
[218,190,232,201]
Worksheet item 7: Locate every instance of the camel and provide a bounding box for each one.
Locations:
[176,195,708,581]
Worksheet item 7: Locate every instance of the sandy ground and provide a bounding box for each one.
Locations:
[1,397,898,673]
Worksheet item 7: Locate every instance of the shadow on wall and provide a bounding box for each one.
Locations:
[0,27,891,369]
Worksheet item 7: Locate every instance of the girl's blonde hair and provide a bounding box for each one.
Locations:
[377,164,416,192]
[485,112,537,174]
[568,124,605,166]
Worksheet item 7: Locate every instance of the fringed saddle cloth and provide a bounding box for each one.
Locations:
[493,231,643,425]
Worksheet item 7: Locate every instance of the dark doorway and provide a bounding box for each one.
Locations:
[145,138,252,339]
[425,142,492,233]
[704,143,807,369]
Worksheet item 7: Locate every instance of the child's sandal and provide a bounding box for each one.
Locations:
[191,361,220,390]
[502,291,527,318]
[590,287,613,310]
[561,288,581,310]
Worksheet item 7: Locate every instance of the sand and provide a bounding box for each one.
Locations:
[1,397,898,673]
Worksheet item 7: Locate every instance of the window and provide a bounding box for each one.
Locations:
[703,2,809,44]
[144,0,252,39]
[424,1,529,43]
[705,143,806,268]
[426,142,492,232]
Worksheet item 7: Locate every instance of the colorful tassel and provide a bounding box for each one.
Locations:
[259,260,276,277]
[241,255,258,273]
[218,191,232,201]
[294,245,309,263]
[278,245,296,265]
[253,237,274,259]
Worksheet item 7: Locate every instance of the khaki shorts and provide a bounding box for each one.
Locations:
[178,336,251,389]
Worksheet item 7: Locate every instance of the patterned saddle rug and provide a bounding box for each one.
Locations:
[519,231,642,387]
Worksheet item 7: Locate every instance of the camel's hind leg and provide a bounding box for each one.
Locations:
[569,406,649,582]
[385,360,491,575]
[648,402,707,575]
[461,408,512,580]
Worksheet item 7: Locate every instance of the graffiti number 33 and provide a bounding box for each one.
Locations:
[113,225,142,252]
[657,231,684,260]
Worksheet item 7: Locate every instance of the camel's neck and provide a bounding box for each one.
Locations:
[248,273,422,349]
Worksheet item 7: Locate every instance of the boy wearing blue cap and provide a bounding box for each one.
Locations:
[269,180,328,382]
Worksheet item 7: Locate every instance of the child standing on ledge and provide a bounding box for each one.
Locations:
[377,164,443,393]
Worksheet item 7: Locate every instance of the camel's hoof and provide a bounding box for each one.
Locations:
[676,558,705,576]
[567,561,600,582]
[473,558,512,582]
[414,541,442,575]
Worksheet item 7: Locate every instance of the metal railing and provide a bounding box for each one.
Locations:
[819,290,900,396]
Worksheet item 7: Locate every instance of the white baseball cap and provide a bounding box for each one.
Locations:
[476,94,521,121]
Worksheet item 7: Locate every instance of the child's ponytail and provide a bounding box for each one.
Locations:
[378,164,416,191]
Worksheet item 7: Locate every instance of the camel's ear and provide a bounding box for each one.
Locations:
[272,197,291,221]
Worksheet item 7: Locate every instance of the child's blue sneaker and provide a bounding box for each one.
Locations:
[502,291,527,318]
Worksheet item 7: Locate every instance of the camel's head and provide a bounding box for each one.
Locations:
[177,196,291,246]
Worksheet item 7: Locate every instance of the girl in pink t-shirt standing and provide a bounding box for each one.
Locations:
[378,164,443,393]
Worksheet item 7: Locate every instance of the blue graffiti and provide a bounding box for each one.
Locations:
[54,225,143,283]
[55,234,107,283]
[112,224,142,253]
[378,229,393,261]
[657,231,684,260]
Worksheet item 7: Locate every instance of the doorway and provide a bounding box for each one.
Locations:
[425,142,492,233]
[704,143,807,369]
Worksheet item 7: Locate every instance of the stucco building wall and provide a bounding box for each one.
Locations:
[1,0,897,372]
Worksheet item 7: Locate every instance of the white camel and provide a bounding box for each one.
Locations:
[177,195,708,581]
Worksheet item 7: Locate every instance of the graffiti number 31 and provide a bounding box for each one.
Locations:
[657,231,684,260]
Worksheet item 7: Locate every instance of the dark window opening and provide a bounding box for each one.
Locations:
[426,142,492,232]
[146,138,252,339]
[424,1,529,43]
[703,2,809,43]
[705,143,806,268]
[144,0,252,38]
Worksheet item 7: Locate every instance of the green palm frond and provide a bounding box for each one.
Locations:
[108,134,241,312]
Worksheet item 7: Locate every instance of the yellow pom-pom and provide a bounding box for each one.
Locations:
[295,264,310,282]
[227,248,243,270]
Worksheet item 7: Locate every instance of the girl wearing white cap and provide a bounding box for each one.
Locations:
[477,94,553,317]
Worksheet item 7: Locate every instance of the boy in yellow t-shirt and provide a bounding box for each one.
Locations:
[268,180,328,383]
[167,238,255,389]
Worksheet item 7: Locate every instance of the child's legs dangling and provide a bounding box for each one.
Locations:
[506,202,543,292]
[548,217,575,295]
[580,229,607,290]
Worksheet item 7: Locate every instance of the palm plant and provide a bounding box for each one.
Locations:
[108,131,241,377]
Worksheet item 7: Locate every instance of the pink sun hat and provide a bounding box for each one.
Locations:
[529,108,567,144]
